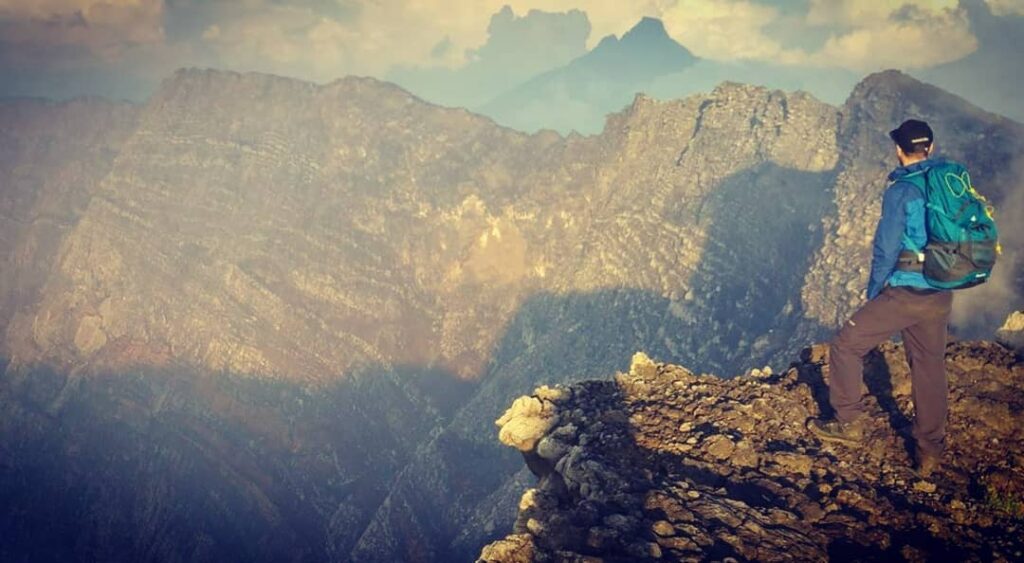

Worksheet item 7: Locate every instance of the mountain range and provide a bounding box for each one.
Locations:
[388,5,1023,135]
[0,66,1022,562]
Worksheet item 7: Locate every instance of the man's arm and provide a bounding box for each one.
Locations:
[866,183,910,300]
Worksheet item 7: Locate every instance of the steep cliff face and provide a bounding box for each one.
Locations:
[6,70,839,383]
[0,363,466,562]
[7,70,562,380]
[0,98,139,356]
[483,342,1024,562]
[345,86,841,562]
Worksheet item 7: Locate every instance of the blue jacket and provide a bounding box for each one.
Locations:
[866,159,939,299]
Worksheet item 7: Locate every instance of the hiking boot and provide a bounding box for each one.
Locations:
[914,448,941,479]
[807,417,863,446]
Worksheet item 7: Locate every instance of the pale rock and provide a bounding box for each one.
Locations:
[534,385,570,403]
[996,311,1024,354]
[773,452,814,476]
[629,351,658,379]
[705,435,735,460]
[476,534,535,563]
[652,520,675,537]
[496,395,559,452]
[913,480,937,494]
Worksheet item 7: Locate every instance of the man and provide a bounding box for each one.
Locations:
[808,119,952,478]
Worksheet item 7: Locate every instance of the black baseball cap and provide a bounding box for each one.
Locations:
[889,119,934,152]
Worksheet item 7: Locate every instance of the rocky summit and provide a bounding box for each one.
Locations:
[484,342,1024,562]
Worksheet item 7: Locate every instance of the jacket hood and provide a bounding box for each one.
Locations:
[888,157,946,182]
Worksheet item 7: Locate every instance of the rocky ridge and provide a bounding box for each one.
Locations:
[484,342,1024,561]
[4,69,844,383]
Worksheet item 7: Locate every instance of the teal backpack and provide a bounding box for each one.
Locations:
[900,160,1000,290]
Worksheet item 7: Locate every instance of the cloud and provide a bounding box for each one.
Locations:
[984,0,1024,16]
[655,0,978,71]
[0,0,164,63]
[801,1,978,70]
[660,0,793,61]
[386,6,590,109]
[805,0,961,26]
[0,0,1010,103]
[191,1,655,82]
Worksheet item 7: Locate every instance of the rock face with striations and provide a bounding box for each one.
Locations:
[0,98,139,355]
[6,69,843,382]
[0,67,1022,562]
[482,342,1024,562]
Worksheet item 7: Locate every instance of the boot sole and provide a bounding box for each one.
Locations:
[807,424,863,446]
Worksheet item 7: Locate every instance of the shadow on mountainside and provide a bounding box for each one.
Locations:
[394,159,841,561]
[0,359,476,563]
[0,286,828,563]
[0,158,842,562]
[349,288,694,563]
[0,287,699,563]
[682,161,837,375]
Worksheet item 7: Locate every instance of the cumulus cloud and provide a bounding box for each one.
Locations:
[0,0,164,64]
[660,0,793,61]
[802,1,978,70]
[195,2,366,79]
[0,0,1010,102]
[655,0,978,71]
[386,6,591,109]
[984,0,1024,16]
[192,0,655,82]
[805,0,961,26]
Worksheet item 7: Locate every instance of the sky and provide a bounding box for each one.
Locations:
[1,0,1022,111]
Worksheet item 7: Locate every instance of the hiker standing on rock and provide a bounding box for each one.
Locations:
[808,120,953,477]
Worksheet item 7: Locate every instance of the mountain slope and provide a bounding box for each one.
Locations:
[0,98,139,356]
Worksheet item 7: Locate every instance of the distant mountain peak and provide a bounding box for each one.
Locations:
[622,16,670,41]
[477,16,697,134]
[856,69,915,90]
[593,17,693,58]
[580,16,695,72]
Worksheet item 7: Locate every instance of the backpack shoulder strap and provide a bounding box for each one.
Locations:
[889,172,928,254]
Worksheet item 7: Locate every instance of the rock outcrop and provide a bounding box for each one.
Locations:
[997,312,1024,355]
[483,342,1024,562]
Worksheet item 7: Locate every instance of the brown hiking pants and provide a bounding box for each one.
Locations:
[829,286,953,456]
